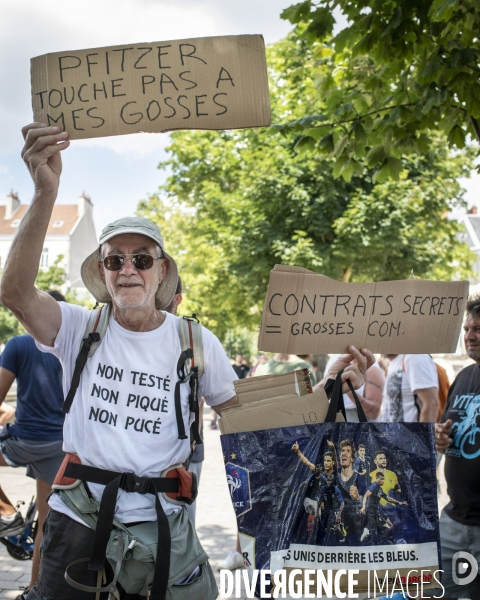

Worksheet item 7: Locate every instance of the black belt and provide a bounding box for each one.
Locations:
[65,462,178,600]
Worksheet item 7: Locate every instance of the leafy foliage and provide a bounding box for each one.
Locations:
[0,256,67,343]
[0,255,92,344]
[137,38,474,340]
[279,0,480,179]
[35,254,66,291]
[0,305,24,345]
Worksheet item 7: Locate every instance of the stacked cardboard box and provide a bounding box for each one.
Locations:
[234,368,312,404]
[219,369,343,434]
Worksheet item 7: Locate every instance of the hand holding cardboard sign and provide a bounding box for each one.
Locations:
[21,122,69,198]
[314,345,374,394]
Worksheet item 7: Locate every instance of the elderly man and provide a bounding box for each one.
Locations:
[1,123,373,600]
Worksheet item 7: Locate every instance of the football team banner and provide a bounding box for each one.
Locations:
[220,378,440,596]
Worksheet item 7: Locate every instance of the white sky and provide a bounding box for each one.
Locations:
[0,0,477,234]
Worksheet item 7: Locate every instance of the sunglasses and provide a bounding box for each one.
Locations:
[101,253,162,271]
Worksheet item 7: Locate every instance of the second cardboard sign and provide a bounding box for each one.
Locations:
[258,266,468,354]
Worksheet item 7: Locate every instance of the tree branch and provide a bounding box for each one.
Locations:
[295,102,468,132]
[302,103,417,130]
[470,116,480,144]
[342,266,352,282]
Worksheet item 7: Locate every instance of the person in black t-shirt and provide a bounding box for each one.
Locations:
[435,296,480,599]
[232,355,249,379]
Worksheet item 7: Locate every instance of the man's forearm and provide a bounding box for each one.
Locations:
[417,389,440,422]
[1,193,56,309]
[419,403,439,421]
[362,491,371,511]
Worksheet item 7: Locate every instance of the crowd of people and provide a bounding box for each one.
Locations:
[0,122,478,599]
[1,296,479,599]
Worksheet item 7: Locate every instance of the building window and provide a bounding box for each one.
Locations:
[53,220,64,227]
[10,219,20,227]
[40,248,49,268]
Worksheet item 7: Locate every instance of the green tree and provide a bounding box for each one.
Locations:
[138,37,474,340]
[35,255,93,307]
[0,255,93,344]
[279,0,480,180]
[0,256,67,343]
[0,304,24,344]
[35,254,66,291]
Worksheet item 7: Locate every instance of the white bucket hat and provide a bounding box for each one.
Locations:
[81,217,178,310]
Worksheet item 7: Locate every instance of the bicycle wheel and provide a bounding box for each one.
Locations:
[6,542,33,560]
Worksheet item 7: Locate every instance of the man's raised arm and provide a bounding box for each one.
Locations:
[0,124,70,346]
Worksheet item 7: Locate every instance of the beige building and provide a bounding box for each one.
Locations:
[0,190,97,291]
[459,206,480,285]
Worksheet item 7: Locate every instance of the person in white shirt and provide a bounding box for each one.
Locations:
[324,355,385,422]
[1,122,374,599]
[382,354,439,422]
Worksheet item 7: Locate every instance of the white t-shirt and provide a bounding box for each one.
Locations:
[37,302,236,523]
[382,354,438,422]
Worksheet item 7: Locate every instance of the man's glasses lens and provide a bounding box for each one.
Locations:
[103,254,155,271]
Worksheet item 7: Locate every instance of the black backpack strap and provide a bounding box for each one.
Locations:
[188,365,202,446]
[175,315,203,446]
[62,332,100,414]
[62,305,109,414]
[174,349,194,440]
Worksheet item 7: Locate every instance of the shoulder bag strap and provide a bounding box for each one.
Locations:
[325,369,368,423]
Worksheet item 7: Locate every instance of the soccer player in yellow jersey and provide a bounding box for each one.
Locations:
[371,450,401,505]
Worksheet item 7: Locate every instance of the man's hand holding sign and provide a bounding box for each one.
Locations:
[313,345,375,395]
[21,123,69,198]
[3,123,71,348]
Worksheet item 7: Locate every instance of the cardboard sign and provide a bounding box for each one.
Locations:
[31,35,271,140]
[258,266,469,354]
[219,388,344,435]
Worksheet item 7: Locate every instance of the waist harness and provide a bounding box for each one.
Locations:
[58,306,205,600]
[53,453,197,600]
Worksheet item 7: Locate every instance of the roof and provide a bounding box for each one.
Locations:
[0,204,80,235]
